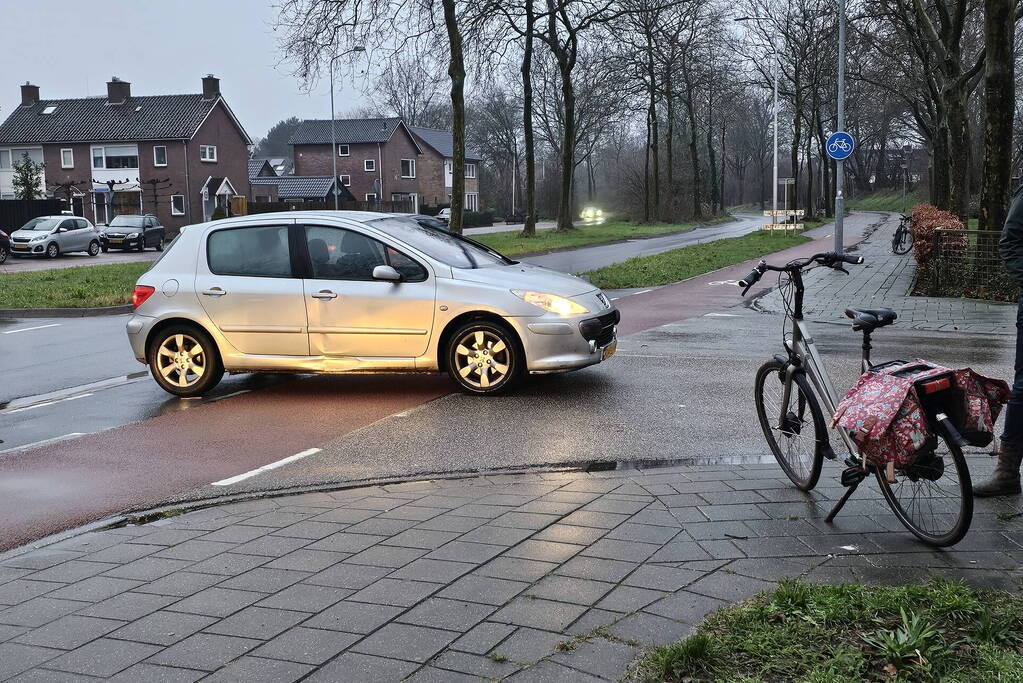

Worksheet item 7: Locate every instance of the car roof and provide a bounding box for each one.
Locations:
[209,210,395,227]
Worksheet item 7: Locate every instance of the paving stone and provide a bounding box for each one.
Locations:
[378,528,462,550]
[504,659,603,682]
[14,615,124,650]
[726,557,815,582]
[304,652,418,683]
[218,567,311,593]
[644,589,730,624]
[514,501,582,516]
[459,525,535,546]
[490,627,565,663]
[128,529,206,547]
[608,611,692,647]
[108,610,216,646]
[77,592,177,621]
[303,600,403,633]
[45,638,161,677]
[431,650,522,678]
[231,535,313,558]
[154,540,240,563]
[439,575,529,606]
[7,668,101,682]
[475,557,558,583]
[581,497,651,515]
[204,605,309,640]
[580,538,660,563]
[253,626,360,665]
[0,598,91,628]
[698,539,747,559]
[564,607,622,636]
[450,621,517,655]
[389,558,477,584]
[148,632,262,671]
[0,642,63,679]
[556,556,637,583]
[604,522,682,545]
[106,662,205,682]
[684,572,775,602]
[29,561,116,584]
[200,655,314,682]
[347,577,438,607]
[594,585,663,613]
[622,565,703,592]
[0,580,62,606]
[256,583,351,613]
[407,664,488,682]
[414,513,487,533]
[303,562,391,590]
[196,525,275,545]
[134,571,225,598]
[733,536,814,558]
[559,510,630,529]
[530,524,607,546]
[0,623,27,642]
[263,549,348,573]
[270,521,348,541]
[167,587,263,617]
[308,507,380,525]
[491,597,588,631]
[490,512,562,530]
[352,622,457,662]
[46,576,140,603]
[239,512,315,529]
[682,522,754,543]
[185,552,269,576]
[343,517,419,536]
[1,550,82,571]
[551,637,639,680]
[425,541,507,564]
[397,597,496,631]
[101,557,193,581]
[378,505,446,521]
[527,575,614,606]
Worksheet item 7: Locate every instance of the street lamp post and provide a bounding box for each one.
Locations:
[329,47,366,211]
[735,16,780,223]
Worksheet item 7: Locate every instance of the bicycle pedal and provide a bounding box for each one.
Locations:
[841,466,868,487]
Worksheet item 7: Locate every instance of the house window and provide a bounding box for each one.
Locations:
[170,194,185,215]
[365,193,377,201]
[42,105,57,115]
[153,146,167,167]
[61,148,74,169]
[364,159,375,172]
[340,175,351,186]
[199,145,217,162]
[337,144,349,156]
[91,145,138,169]
[465,163,477,179]
[0,150,9,169]
[400,159,415,178]
[465,192,478,211]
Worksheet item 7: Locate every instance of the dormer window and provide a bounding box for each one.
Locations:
[41,105,56,115]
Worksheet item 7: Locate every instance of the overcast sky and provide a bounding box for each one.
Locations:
[0,0,364,142]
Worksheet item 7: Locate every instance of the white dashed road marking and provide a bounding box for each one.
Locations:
[3,323,61,335]
[211,448,323,487]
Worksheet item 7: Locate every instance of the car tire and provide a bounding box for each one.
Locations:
[0,245,7,264]
[137,239,145,252]
[446,320,522,395]
[46,243,59,259]
[156,239,164,252]
[88,240,100,256]
[147,323,225,397]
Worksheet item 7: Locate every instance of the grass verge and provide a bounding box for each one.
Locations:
[582,229,810,289]
[473,216,733,257]
[0,262,151,309]
[847,190,924,213]
[638,579,1023,682]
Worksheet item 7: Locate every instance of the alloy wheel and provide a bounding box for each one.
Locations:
[156,333,207,388]
[453,329,512,390]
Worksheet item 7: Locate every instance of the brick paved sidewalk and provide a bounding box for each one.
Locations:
[1,458,1021,681]
[755,212,1017,335]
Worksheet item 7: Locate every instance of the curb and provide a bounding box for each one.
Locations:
[0,305,131,319]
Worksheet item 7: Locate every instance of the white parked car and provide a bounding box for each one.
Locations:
[9,216,101,258]
[126,211,619,396]
[436,208,451,223]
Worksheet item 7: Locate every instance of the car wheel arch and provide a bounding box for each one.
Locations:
[436,311,524,374]
[144,317,221,362]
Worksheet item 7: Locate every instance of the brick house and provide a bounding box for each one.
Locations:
[288,118,480,213]
[0,75,251,231]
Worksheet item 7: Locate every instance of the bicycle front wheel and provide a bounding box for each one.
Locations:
[875,427,973,547]
[754,360,826,491]
[892,225,913,255]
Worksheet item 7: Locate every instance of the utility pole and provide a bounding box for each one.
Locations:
[833,0,847,253]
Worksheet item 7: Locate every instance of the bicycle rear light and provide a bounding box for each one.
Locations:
[920,377,951,394]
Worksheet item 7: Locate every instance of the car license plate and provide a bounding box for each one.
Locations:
[109,239,123,244]
[13,244,27,250]
[601,340,617,360]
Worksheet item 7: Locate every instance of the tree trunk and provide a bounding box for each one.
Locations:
[804,137,814,221]
[643,106,651,223]
[718,122,726,212]
[684,86,702,219]
[442,0,465,234]
[520,0,537,236]
[556,58,576,231]
[706,88,719,216]
[665,88,674,219]
[790,105,802,217]
[946,87,970,221]
[979,0,1016,231]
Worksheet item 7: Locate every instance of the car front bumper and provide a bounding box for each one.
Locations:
[10,242,46,255]
[102,235,142,249]
[511,308,620,373]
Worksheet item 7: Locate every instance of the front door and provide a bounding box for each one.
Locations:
[195,221,309,356]
[301,224,435,358]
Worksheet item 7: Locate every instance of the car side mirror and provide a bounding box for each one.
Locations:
[372,265,402,282]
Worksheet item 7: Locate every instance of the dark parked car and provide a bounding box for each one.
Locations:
[394,214,449,232]
[101,215,165,252]
[0,229,9,264]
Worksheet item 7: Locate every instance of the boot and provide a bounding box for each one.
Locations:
[973,440,1023,497]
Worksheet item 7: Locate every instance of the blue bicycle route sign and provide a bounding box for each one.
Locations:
[826,131,855,160]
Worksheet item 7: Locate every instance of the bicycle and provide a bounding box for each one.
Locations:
[891,214,913,255]
[739,252,973,546]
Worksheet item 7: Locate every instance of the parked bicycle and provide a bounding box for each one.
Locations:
[739,252,972,546]
[891,214,913,255]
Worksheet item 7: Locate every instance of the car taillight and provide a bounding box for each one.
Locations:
[133,285,155,310]
[921,377,951,394]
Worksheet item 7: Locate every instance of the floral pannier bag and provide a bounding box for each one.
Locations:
[831,360,1009,472]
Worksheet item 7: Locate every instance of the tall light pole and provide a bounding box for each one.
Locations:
[329,46,366,210]
[833,0,846,252]
[735,16,780,223]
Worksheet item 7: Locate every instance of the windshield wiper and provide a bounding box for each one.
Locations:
[449,232,518,265]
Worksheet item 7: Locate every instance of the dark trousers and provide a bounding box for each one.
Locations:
[1002,293,1023,445]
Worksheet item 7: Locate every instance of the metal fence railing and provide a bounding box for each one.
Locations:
[920,228,1016,302]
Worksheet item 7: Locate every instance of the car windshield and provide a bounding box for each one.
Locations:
[109,216,146,228]
[20,218,60,231]
[368,218,515,269]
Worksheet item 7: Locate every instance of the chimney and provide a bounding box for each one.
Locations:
[106,77,131,104]
[202,74,220,100]
[20,82,39,107]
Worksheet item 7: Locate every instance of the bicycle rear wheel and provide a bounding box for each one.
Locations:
[892,223,913,255]
[754,360,826,491]
[875,427,973,547]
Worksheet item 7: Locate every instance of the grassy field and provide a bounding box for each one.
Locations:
[581,229,810,289]
[638,579,1023,682]
[0,262,150,309]
[472,216,733,257]
[847,189,924,213]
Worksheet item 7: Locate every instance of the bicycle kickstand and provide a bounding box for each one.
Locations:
[825,460,870,523]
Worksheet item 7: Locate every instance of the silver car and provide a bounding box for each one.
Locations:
[10,216,101,258]
[126,211,619,396]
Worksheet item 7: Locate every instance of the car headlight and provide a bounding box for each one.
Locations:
[512,290,589,316]
[30,235,45,242]
[127,232,140,239]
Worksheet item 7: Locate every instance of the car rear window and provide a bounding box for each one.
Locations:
[207,226,292,278]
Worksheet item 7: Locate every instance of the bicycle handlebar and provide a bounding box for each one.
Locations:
[738,251,864,296]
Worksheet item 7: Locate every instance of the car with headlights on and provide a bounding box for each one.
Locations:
[100,214,165,252]
[9,216,101,258]
[126,211,618,396]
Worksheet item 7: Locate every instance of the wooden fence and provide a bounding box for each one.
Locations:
[0,199,64,231]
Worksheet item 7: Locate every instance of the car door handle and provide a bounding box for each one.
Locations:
[311,290,338,301]
[202,287,227,297]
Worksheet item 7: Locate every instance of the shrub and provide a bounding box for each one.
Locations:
[911,203,966,273]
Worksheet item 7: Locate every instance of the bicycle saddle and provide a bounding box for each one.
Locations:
[844,307,897,331]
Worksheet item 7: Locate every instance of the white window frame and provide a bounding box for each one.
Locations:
[0,150,10,169]
[153,145,167,167]
[170,194,185,216]
[42,105,57,115]
[340,175,351,186]
[465,192,479,211]
[400,159,416,178]
[365,193,377,201]
[91,144,138,170]
[364,159,375,172]
[199,145,217,162]
[465,163,477,179]
[61,148,74,169]
[337,144,349,156]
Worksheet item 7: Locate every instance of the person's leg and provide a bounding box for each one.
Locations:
[975,294,1023,496]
